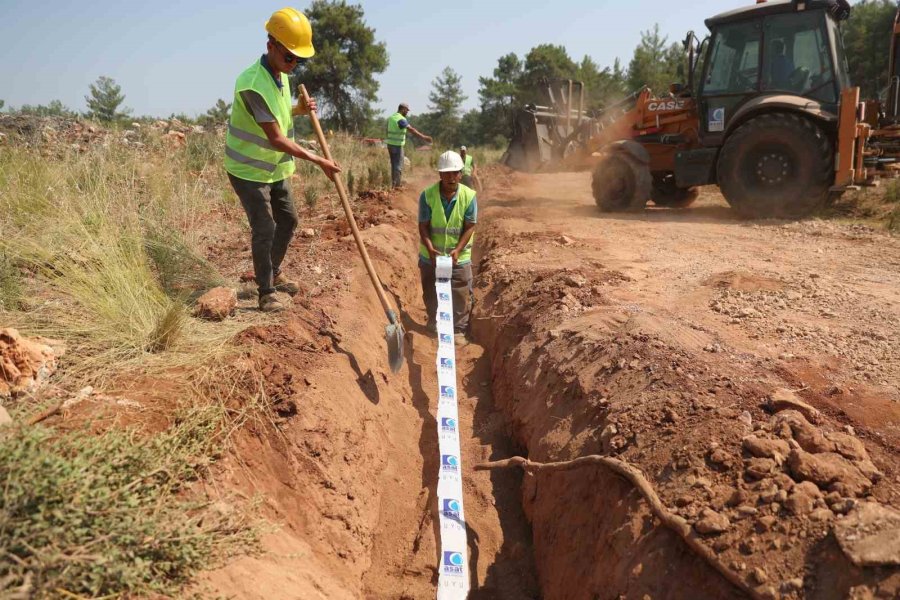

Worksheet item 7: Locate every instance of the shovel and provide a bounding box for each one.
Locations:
[298,84,405,373]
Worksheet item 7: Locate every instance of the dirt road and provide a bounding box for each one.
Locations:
[201,169,900,599]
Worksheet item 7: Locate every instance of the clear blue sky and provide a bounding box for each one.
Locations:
[0,0,745,120]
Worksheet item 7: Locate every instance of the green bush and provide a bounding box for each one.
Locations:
[0,407,254,598]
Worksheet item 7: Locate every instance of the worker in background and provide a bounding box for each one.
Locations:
[418,151,477,346]
[769,39,795,90]
[386,103,433,188]
[224,7,341,313]
[459,145,482,192]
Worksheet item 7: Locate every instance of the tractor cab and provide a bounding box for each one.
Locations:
[695,0,851,142]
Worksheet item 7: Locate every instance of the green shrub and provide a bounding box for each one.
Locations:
[0,406,254,598]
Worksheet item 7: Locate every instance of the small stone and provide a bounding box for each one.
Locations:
[756,516,777,532]
[300,228,316,238]
[745,457,777,480]
[735,505,759,519]
[743,435,791,465]
[193,287,237,321]
[738,411,753,427]
[695,508,731,534]
[781,578,804,593]
[809,508,835,522]
[751,567,769,584]
[768,388,821,423]
[709,448,730,465]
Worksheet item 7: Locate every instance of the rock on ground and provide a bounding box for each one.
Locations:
[194,287,238,321]
[0,328,65,399]
[834,502,900,567]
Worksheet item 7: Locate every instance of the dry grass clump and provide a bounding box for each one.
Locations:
[0,133,241,384]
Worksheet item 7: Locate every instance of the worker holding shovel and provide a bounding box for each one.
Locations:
[224,7,341,312]
[418,151,478,346]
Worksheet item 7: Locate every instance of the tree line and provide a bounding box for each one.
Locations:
[1,0,896,146]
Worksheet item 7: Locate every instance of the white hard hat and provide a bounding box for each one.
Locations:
[437,150,464,172]
[459,145,467,152]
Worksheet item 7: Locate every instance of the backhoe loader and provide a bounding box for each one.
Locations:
[504,0,900,219]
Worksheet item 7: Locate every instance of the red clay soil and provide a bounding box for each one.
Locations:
[471,171,900,600]
[196,177,538,599]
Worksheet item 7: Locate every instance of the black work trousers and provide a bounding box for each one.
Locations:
[228,173,299,296]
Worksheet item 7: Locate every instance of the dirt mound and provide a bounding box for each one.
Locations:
[471,215,900,599]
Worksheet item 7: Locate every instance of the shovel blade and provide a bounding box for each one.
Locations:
[386,322,405,373]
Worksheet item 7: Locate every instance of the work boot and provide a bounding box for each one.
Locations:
[259,293,285,313]
[273,273,300,296]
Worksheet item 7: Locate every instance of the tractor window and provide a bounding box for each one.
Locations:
[704,21,761,95]
[763,11,836,103]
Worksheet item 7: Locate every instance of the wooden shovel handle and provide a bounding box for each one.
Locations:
[298,84,396,322]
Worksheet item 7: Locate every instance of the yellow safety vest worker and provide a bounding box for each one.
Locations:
[418,183,477,264]
[224,60,295,183]
[386,112,408,147]
[462,154,474,176]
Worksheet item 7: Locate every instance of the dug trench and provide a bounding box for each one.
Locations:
[203,170,900,599]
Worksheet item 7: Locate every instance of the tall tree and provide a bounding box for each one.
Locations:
[576,56,628,111]
[627,25,682,95]
[426,66,468,143]
[843,0,896,98]
[85,76,131,122]
[518,44,579,104]
[290,0,388,133]
[478,53,523,143]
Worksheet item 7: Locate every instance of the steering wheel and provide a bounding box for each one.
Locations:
[734,67,757,90]
[788,67,810,91]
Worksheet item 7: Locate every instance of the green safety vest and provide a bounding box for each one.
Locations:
[418,183,476,264]
[386,112,407,147]
[462,154,474,176]
[224,60,296,183]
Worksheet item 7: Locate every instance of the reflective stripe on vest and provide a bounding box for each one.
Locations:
[418,183,476,264]
[462,154,473,176]
[224,60,296,183]
[386,112,407,147]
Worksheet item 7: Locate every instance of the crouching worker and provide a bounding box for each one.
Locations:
[418,151,478,346]
[224,7,341,312]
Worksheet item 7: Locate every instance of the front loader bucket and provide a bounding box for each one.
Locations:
[502,106,587,172]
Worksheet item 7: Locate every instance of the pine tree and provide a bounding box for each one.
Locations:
[427,67,468,143]
[201,99,231,124]
[85,76,131,122]
[289,0,388,133]
[627,25,682,95]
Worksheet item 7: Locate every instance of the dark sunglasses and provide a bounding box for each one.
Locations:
[275,41,304,64]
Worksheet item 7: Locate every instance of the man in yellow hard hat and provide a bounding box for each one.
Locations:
[386,103,432,188]
[225,7,341,313]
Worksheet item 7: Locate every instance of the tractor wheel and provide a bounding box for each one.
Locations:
[650,173,699,208]
[717,113,832,219]
[592,153,651,212]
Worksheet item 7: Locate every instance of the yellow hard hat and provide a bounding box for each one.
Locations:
[265,8,315,58]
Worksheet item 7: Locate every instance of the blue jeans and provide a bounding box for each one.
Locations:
[387,144,404,188]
